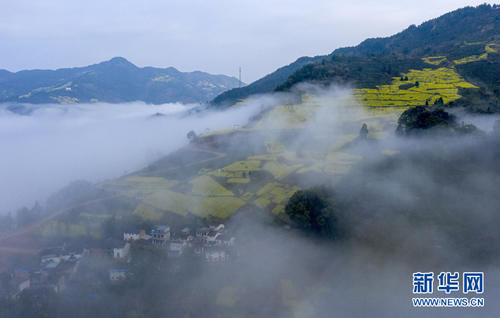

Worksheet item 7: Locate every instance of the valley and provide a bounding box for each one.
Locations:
[1,3,499,318]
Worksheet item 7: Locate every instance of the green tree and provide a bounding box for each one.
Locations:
[285,186,339,238]
[103,214,118,238]
[434,97,444,105]
[0,272,12,297]
[16,288,59,318]
[360,123,369,139]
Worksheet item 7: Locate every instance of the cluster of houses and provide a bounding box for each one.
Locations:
[110,224,235,281]
[3,246,84,299]
[0,224,236,298]
[121,224,234,260]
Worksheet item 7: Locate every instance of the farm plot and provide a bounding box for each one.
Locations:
[254,182,300,213]
[353,67,477,107]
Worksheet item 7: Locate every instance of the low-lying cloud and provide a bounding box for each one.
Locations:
[2,86,500,317]
[0,101,263,213]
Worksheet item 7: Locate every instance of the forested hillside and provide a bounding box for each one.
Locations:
[212,4,500,112]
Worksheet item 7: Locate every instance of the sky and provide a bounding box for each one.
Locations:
[0,0,495,83]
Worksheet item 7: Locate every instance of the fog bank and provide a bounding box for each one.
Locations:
[0,102,261,213]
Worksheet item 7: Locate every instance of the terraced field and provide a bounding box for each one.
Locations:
[422,56,447,65]
[216,287,239,307]
[422,42,498,67]
[101,117,369,220]
[254,103,319,129]
[353,67,477,107]
[485,42,498,53]
[108,93,404,220]
[133,204,163,221]
[39,214,108,239]
[453,53,489,65]
[51,51,487,224]
[254,182,300,215]
[351,41,499,110]
[191,175,234,196]
[106,176,179,198]
[454,42,498,64]
[188,62,484,219]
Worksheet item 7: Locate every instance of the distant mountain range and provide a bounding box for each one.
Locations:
[212,4,499,111]
[0,57,243,104]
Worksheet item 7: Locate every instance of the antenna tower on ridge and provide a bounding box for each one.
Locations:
[239,66,242,88]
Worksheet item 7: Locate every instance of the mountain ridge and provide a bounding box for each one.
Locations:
[211,4,500,110]
[0,57,243,105]
[332,4,499,57]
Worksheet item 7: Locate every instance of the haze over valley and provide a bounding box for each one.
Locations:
[0,2,499,318]
[0,101,263,212]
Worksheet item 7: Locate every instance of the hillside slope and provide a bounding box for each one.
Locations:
[3,4,499,243]
[278,4,500,112]
[333,4,499,57]
[212,4,500,111]
[210,55,324,107]
[0,57,242,104]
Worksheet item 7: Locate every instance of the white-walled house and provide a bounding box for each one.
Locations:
[113,243,130,259]
[210,224,224,232]
[196,224,226,243]
[109,269,128,281]
[151,225,171,246]
[168,241,186,257]
[205,249,227,263]
[123,229,151,241]
[41,252,82,266]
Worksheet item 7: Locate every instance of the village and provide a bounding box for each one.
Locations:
[0,223,236,300]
